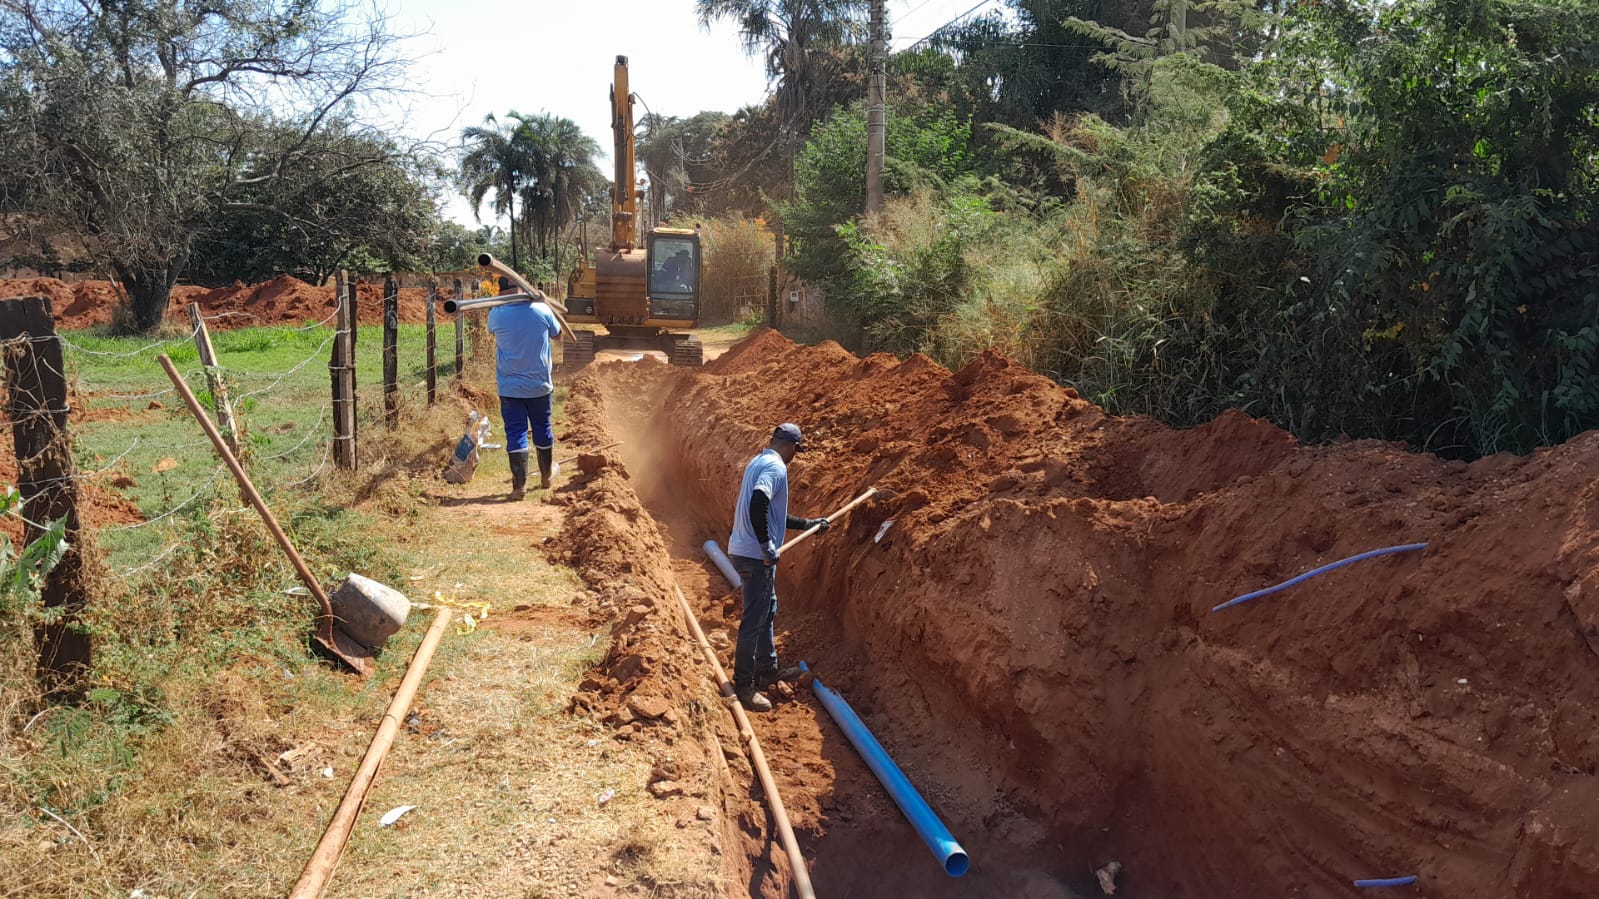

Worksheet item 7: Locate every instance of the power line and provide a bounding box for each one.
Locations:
[899,0,1001,52]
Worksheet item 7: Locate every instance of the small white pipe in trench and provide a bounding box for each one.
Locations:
[702,539,742,590]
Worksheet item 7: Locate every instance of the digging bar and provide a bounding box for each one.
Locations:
[158,354,374,676]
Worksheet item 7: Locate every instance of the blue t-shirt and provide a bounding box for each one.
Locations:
[487,301,562,398]
[728,448,788,560]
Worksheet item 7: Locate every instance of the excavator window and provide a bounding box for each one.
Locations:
[649,238,698,296]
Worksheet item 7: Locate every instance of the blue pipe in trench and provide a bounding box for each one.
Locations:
[702,539,741,590]
[799,661,969,876]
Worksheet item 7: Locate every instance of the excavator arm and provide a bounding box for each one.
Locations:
[610,55,637,252]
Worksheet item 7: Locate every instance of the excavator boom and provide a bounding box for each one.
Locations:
[610,55,636,251]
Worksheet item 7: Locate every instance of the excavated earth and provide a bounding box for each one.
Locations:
[0,275,451,330]
[552,330,1599,899]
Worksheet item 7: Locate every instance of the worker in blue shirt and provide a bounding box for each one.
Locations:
[487,277,562,499]
[726,422,831,712]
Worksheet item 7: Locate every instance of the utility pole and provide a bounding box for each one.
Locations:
[866,0,887,216]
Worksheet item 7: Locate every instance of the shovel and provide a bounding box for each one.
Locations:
[159,355,400,676]
[703,486,895,598]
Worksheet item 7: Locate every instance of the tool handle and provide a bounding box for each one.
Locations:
[778,487,878,554]
[159,355,333,619]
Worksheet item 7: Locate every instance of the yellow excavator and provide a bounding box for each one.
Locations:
[565,55,704,367]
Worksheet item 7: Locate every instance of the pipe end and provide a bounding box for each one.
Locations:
[945,851,969,877]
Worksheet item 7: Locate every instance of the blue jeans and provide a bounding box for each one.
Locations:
[499,394,553,452]
[731,555,778,689]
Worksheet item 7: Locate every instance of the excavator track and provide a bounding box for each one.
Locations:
[565,331,596,370]
[669,336,703,367]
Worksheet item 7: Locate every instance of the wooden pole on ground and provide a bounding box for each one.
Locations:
[425,279,437,405]
[288,608,451,899]
[382,275,398,428]
[671,584,815,899]
[187,302,244,457]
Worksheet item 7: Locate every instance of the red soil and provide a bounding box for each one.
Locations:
[565,330,1599,898]
[0,276,456,331]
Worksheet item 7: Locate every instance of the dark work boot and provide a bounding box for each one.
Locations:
[756,665,805,690]
[734,686,772,713]
[508,450,529,500]
[536,447,558,489]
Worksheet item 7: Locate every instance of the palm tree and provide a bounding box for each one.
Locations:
[696,0,867,132]
[514,113,603,265]
[459,113,532,269]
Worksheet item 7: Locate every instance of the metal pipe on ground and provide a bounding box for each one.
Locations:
[703,540,741,590]
[671,584,815,899]
[289,608,452,899]
[799,661,969,877]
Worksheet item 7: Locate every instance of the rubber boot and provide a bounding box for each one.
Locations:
[508,450,529,500]
[537,447,558,489]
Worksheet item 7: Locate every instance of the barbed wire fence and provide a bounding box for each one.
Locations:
[0,274,479,589]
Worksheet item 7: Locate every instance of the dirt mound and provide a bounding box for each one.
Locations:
[590,331,1599,898]
[0,276,449,331]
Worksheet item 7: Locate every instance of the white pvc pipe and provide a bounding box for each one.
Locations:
[702,539,741,589]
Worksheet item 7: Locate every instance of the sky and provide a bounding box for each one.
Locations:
[384,0,1004,227]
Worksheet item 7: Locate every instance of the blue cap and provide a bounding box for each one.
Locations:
[772,422,803,448]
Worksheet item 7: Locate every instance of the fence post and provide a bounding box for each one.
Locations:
[330,273,357,470]
[187,303,244,457]
[347,274,359,411]
[467,280,487,362]
[453,278,465,378]
[383,275,398,428]
[0,296,90,691]
[767,265,778,330]
[426,279,437,405]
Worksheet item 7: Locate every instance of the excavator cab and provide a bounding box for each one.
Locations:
[646,228,701,323]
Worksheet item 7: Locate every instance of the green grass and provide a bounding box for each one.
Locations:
[63,322,456,572]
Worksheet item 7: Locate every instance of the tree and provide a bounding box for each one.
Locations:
[460,113,531,270]
[0,0,413,332]
[697,0,868,145]
[639,111,731,223]
[194,123,441,284]
[514,113,603,265]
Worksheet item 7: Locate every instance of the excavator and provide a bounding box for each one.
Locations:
[565,55,704,367]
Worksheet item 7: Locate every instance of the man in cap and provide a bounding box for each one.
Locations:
[487,276,562,499]
[725,422,832,712]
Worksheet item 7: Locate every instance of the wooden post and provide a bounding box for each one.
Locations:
[187,303,244,457]
[467,280,488,362]
[382,275,398,428]
[330,273,357,470]
[0,297,89,690]
[453,278,465,377]
[425,279,437,404]
[346,274,359,403]
[767,265,779,330]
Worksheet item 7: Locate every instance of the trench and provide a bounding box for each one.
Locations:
[596,369,1085,899]
[567,330,1599,899]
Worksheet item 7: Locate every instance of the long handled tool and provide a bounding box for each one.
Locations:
[778,486,896,555]
[159,354,375,676]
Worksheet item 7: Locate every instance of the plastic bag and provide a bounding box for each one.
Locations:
[442,411,491,484]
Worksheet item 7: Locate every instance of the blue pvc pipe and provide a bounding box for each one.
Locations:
[799,661,969,877]
[1354,876,1418,888]
[702,539,741,590]
[1212,543,1429,612]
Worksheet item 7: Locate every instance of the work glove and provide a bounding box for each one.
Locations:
[810,517,831,533]
[762,542,780,566]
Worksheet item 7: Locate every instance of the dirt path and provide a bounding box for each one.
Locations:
[322,467,725,897]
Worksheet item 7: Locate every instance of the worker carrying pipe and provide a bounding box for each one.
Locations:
[726,422,832,712]
[487,276,562,498]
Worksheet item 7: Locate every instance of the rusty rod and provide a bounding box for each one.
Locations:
[671,583,816,899]
[288,608,451,899]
